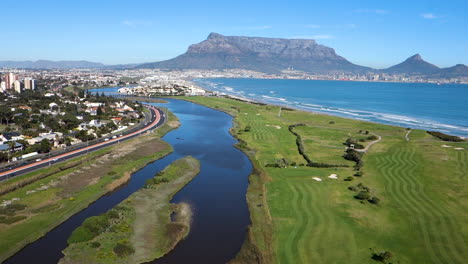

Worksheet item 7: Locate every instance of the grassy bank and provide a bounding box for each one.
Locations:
[183,96,468,264]
[59,156,200,264]
[0,109,179,262]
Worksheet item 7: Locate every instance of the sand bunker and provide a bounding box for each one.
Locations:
[266,125,281,129]
[328,174,338,179]
[455,147,465,150]
[441,145,452,148]
[312,177,322,181]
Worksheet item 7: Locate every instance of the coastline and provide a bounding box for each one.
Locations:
[193,78,468,138]
[180,95,468,264]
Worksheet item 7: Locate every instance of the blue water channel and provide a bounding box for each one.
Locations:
[5,98,252,263]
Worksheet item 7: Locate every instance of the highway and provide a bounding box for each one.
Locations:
[0,105,165,182]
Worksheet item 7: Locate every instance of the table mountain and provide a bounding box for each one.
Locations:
[137,33,370,73]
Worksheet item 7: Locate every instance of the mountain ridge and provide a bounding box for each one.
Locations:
[1,33,467,78]
[137,33,371,73]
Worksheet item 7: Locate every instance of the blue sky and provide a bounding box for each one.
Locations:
[1,0,467,68]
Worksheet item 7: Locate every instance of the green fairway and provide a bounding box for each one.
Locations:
[183,96,468,264]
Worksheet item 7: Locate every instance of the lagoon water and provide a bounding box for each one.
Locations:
[6,98,251,264]
[196,78,468,137]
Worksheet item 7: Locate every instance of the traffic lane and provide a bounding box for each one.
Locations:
[0,111,164,181]
[0,106,165,181]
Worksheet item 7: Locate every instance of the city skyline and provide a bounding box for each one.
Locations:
[1,0,467,68]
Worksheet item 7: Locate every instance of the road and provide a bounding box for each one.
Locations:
[0,105,165,182]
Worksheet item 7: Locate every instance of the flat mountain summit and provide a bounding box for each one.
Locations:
[137,33,370,73]
[1,33,467,78]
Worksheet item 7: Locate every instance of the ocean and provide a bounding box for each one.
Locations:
[195,78,468,137]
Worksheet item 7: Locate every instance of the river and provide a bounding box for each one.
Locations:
[5,98,252,264]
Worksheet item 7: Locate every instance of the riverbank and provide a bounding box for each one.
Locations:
[59,156,200,264]
[0,110,179,262]
[182,96,468,264]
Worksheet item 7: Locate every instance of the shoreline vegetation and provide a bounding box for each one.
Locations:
[0,107,180,263]
[59,156,200,264]
[179,96,467,264]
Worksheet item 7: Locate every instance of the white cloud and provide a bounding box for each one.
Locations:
[292,35,334,40]
[421,13,437,19]
[121,20,153,27]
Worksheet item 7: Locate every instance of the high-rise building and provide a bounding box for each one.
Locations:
[14,80,22,93]
[5,73,16,89]
[0,81,6,92]
[24,78,36,90]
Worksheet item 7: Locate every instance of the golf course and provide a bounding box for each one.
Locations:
[184,96,468,264]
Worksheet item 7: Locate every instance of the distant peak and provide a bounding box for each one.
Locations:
[207,32,224,39]
[408,54,423,61]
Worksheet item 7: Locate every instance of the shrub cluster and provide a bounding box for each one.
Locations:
[265,158,290,168]
[343,149,363,164]
[0,203,27,216]
[113,242,135,257]
[371,251,393,263]
[67,211,117,244]
[145,177,169,187]
[348,183,380,205]
[307,162,349,168]
[344,138,365,149]
[288,124,311,164]
[0,215,27,224]
[427,131,464,142]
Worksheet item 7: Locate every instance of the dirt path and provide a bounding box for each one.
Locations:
[405,129,412,141]
[356,133,382,153]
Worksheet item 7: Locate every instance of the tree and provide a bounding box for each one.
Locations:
[39,139,52,153]
[78,89,85,98]
[96,106,103,116]
[7,141,16,153]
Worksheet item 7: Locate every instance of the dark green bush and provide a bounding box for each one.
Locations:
[0,203,27,215]
[90,241,101,248]
[82,216,109,235]
[106,210,119,219]
[145,177,169,187]
[354,171,364,177]
[355,191,371,200]
[369,196,381,205]
[68,226,95,244]
[113,242,135,257]
[427,131,464,142]
[344,176,354,181]
[0,215,27,224]
[343,149,362,163]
